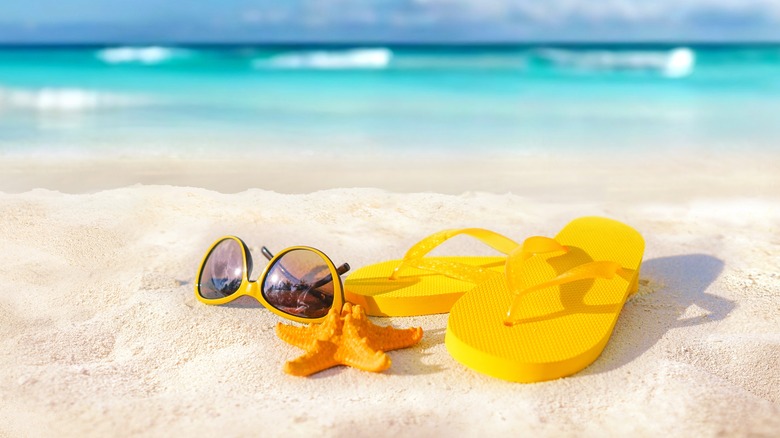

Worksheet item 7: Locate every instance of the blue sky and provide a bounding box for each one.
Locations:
[1,0,779,43]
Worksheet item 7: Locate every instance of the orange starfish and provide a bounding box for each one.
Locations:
[275,302,423,376]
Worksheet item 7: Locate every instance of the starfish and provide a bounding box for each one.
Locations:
[275,302,423,376]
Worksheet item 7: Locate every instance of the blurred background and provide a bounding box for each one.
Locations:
[1,1,779,160]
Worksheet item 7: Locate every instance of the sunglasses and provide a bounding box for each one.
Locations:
[195,236,350,324]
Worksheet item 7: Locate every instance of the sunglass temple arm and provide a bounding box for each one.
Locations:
[308,263,350,291]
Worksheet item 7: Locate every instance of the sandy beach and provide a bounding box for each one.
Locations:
[1,148,777,199]
[1,149,778,437]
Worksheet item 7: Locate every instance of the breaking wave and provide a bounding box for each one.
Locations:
[96,46,191,65]
[253,46,695,76]
[260,48,393,70]
[536,47,696,78]
[88,45,700,77]
[0,86,147,111]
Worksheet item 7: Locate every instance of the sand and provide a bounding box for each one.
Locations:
[1,150,779,437]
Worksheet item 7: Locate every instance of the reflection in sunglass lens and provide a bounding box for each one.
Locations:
[198,239,244,300]
[262,249,335,318]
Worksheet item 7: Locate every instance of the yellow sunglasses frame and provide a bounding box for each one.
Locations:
[195,236,347,324]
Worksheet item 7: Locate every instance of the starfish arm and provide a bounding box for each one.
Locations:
[336,336,392,373]
[336,313,392,372]
[283,341,340,377]
[345,304,424,351]
[275,322,319,350]
[274,303,422,376]
[275,307,343,349]
[365,324,424,352]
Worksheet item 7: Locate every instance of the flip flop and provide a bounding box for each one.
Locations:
[445,217,644,382]
[343,228,520,316]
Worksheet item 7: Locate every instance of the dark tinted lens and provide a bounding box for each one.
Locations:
[198,239,245,300]
[262,249,335,318]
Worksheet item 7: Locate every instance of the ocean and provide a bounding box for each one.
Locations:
[1,44,779,158]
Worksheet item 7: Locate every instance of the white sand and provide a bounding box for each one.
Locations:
[1,152,779,436]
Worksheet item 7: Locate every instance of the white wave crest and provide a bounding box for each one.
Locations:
[261,48,393,70]
[96,46,188,65]
[0,86,147,111]
[663,48,695,78]
[538,47,695,78]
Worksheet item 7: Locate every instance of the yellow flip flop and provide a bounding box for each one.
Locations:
[344,228,520,316]
[445,217,644,382]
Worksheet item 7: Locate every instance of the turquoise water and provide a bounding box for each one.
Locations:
[1,44,779,157]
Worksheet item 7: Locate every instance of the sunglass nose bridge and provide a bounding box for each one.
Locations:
[246,278,262,296]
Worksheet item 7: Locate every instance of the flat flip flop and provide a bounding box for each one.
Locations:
[344,228,520,316]
[445,217,644,382]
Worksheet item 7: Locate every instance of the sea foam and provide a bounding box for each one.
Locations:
[96,46,189,65]
[537,47,695,77]
[261,48,393,70]
[0,86,147,111]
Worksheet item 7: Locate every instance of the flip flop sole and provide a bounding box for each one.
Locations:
[445,217,644,382]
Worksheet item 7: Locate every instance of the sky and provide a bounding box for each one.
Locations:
[1,0,779,43]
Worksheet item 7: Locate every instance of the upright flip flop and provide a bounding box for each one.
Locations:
[344,228,520,316]
[445,217,644,382]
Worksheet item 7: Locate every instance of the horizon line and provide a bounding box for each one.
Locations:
[1,40,780,48]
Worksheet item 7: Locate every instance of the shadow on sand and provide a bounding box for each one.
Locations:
[584,253,734,376]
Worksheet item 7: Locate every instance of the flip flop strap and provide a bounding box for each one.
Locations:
[513,236,569,261]
[389,228,520,283]
[504,255,634,326]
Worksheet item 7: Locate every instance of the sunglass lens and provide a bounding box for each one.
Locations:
[262,249,335,318]
[198,239,244,300]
